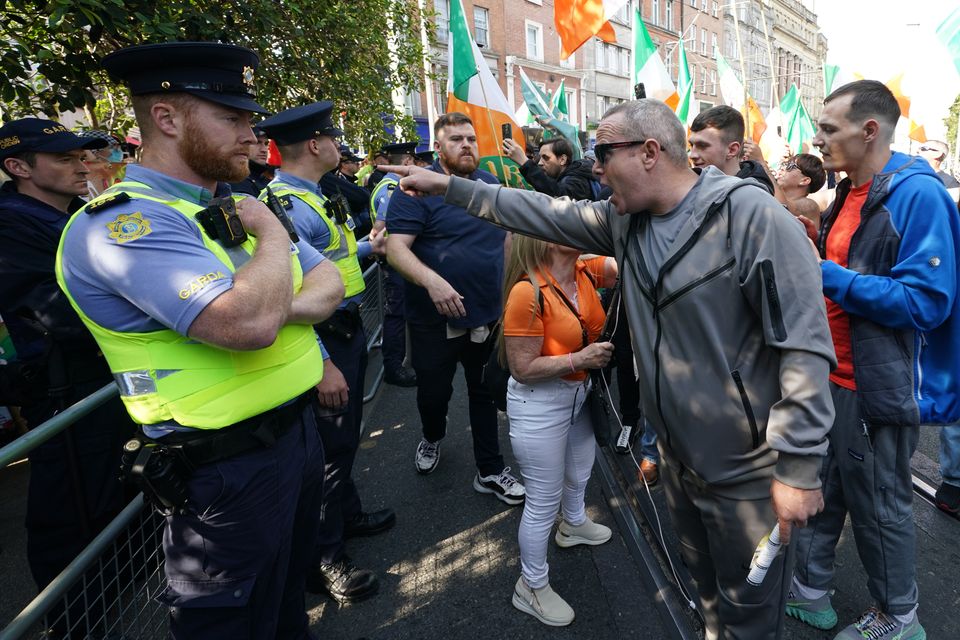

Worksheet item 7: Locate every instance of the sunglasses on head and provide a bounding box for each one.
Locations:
[919,145,939,153]
[594,139,663,166]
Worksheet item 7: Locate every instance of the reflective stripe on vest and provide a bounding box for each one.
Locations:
[266,182,365,297]
[54,181,323,429]
[369,176,398,226]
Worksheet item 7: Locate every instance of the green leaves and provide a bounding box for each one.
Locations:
[0,0,429,146]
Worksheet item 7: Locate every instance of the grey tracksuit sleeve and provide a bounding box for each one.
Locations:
[445,176,618,256]
[735,194,838,489]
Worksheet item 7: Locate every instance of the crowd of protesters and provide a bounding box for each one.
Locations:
[0,35,958,640]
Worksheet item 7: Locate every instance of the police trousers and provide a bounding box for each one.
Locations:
[313,324,368,564]
[158,404,325,640]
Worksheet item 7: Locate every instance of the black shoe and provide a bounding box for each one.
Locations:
[613,423,640,454]
[935,482,960,517]
[344,508,396,538]
[384,367,417,387]
[306,556,379,603]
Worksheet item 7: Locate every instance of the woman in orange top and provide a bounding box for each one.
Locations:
[501,234,616,627]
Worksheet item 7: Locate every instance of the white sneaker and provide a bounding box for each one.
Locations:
[415,438,440,474]
[555,518,612,548]
[473,467,525,505]
[511,577,574,627]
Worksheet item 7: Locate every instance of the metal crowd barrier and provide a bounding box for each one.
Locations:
[0,261,386,639]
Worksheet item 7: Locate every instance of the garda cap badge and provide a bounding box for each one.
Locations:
[242,65,256,89]
[107,212,153,244]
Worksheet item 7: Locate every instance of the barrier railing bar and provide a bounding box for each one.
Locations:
[0,383,118,470]
[0,494,146,640]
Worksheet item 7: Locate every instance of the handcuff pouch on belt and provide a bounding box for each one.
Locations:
[316,301,361,341]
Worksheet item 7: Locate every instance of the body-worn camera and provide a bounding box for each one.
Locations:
[120,438,192,514]
[196,196,248,247]
[324,191,352,227]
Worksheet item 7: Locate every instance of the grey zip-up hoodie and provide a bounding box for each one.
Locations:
[447,167,836,497]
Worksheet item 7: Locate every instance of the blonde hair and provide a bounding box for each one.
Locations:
[497,234,563,366]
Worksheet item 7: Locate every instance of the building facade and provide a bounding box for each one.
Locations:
[414,0,825,142]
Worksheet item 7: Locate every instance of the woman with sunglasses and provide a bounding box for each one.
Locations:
[499,234,616,626]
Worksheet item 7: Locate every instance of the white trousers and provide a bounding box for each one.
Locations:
[508,376,596,589]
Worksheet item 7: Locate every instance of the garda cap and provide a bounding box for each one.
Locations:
[101,42,268,114]
[257,101,344,145]
[0,118,108,161]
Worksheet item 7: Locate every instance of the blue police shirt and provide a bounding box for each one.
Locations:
[373,172,402,223]
[385,160,505,328]
[269,170,370,309]
[59,164,325,336]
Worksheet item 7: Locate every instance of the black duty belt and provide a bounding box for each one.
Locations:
[145,389,317,469]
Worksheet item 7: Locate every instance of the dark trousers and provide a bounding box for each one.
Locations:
[794,383,919,615]
[381,265,407,372]
[24,384,135,636]
[661,459,794,640]
[313,325,368,564]
[408,321,504,476]
[160,405,325,640]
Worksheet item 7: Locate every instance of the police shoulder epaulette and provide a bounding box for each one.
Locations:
[279,196,294,210]
[85,192,132,215]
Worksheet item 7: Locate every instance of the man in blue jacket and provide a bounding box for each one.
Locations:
[788,80,959,640]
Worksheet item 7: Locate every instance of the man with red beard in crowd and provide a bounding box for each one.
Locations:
[385,112,525,505]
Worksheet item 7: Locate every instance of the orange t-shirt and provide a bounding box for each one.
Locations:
[824,180,872,390]
[503,256,610,382]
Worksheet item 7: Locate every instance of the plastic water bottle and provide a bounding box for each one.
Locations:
[746,523,781,586]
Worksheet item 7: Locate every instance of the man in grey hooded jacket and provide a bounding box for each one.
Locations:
[385,99,836,640]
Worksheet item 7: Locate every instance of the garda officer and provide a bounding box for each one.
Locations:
[369,141,420,387]
[0,118,135,634]
[319,144,374,239]
[230,125,273,196]
[258,102,395,604]
[56,42,345,639]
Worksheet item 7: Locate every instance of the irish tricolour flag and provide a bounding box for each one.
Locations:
[632,8,678,109]
[446,0,525,186]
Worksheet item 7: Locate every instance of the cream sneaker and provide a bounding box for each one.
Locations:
[555,518,612,548]
[511,577,575,626]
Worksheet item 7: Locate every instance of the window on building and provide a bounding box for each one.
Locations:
[665,0,673,29]
[689,0,696,7]
[434,0,449,43]
[614,0,631,23]
[711,32,717,58]
[712,0,718,17]
[652,0,660,26]
[701,29,707,54]
[690,24,696,47]
[473,6,489,48]
[525,20,543,61]
[700,65,708,92]
[690,65,696,92]
[700,0,707,10]
[596,40,606,70]
[621,46,630,75]
[710,69,717,95]
[560,41,575,69]
[404,90,423,116]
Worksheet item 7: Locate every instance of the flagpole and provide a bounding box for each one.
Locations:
[730,2,750,135]
[758,7,779,108]
[416,0,438,147]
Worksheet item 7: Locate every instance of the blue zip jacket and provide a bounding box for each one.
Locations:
[819,152,960,426]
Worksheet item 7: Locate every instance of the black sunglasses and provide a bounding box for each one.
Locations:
[594,139,662,166]
[782,161,799,171]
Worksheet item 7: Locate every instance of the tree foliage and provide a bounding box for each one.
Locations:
[945,93,960,153]
[0,0,433,148]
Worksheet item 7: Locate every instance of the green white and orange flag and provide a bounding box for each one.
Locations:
[555,0,628,60]
[632,7,678,109]
[445,0,525,185]
[716,53,766,143]
[676,38,694,126]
